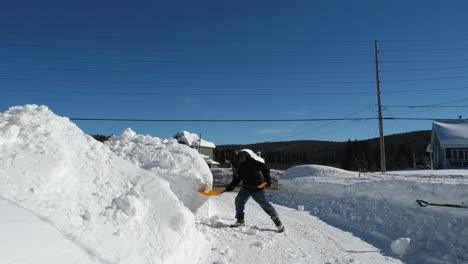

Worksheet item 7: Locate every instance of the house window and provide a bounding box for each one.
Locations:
[450,149,468,161]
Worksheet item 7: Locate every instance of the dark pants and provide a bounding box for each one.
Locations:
[235,187,278,219]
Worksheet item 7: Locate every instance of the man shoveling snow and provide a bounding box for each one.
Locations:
[223,149,285,232]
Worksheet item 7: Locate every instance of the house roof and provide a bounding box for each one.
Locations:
[432,120,468,148]
[174,131,216,149]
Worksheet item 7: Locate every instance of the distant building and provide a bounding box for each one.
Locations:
[427,120,468,169]
[174,131,220,168]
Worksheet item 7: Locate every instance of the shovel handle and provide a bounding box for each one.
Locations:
[416,199,467,208]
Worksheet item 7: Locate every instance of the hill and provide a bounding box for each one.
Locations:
[215,130,432,171]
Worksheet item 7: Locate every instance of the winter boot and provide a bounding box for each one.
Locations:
[272,217,285,233]
[231,213,245,228]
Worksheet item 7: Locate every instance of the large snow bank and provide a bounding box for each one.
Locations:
[106,128,213,213]
[0,105,208,264]
[271,164,468,264]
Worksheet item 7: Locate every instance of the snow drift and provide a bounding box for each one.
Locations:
[0,105,208,264]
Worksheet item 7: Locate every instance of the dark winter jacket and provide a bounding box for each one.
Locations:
[224,157,271,192]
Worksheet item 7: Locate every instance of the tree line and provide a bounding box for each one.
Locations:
[215,131,431,171]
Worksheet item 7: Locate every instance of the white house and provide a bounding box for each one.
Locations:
[427,120,468,169]
[174,131,220,168]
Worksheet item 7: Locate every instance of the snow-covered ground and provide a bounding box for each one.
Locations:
[272,165,468,264]
[197,192,401,264]
[0,105,466,264]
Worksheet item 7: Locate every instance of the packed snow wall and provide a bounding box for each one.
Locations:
[271,165,468,264]
[0,105,208,264]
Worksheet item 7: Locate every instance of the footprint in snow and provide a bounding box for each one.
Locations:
[250,241,266,249]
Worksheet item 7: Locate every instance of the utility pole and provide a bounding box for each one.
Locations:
[374,40,386,173]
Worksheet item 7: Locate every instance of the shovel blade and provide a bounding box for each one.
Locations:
[198,190,222,196]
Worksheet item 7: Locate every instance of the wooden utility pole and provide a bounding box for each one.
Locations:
[374,40,386,173]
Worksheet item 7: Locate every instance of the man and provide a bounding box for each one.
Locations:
[224,149,285,232]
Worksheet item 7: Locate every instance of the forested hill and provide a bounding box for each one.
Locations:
[214,130,432,171]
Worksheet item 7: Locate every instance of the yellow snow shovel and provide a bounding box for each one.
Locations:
[198,182,268,196]
[198,190,223,196]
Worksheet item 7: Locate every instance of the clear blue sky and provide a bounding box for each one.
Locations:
[1,0,468,144]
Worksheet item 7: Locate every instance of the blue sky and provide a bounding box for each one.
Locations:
[1,0,468,144]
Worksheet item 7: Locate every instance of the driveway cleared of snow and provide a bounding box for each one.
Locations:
[198,193,401,264]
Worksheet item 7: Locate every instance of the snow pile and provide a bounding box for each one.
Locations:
[0,105,208,263]
[174,131,215,148]
[106,128,213,213]
[271,164,468,263]
[281,165,358,181]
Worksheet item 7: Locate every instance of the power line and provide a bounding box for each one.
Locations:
[381,66,468,72]
[68,117,463,122]
[383,75,468,83]
[0,42,375,54]
[383,86,468,93]
[268,106,372,141]
[0,31,375,44]
[383,97,468,116]
[5,55,374,65]
[0,88,377,96]
[0,76,375,86]
[383,59,468,63]
[5,31,468,44]
[380,39,468,43]
[4,75,465,86]
[0,65,371,76]
[382,47,468,52]
[384,105,468,108]
[3,86,468,96]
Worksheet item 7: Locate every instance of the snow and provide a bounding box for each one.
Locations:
[432,119,468,148]
[1,104,467,264]
[0,105,208,264]
[0,197,93,264]
[281,164,358,181]
[272,165,468,264]
[239,148,265,163]
[105,128,213,213]
[197,192,401,264]
[174,131,216,149]
[391,238,411,258]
